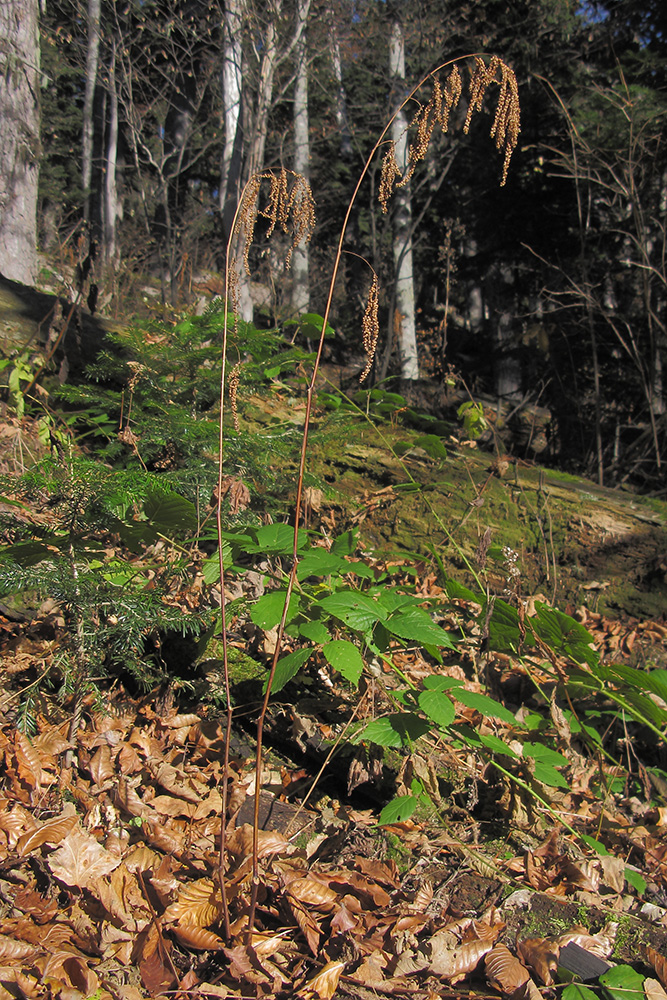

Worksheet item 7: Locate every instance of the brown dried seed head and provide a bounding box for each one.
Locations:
[379,144,401,214]
[228,361,241,433]
[463,56,520,186]
[360,272,380,384]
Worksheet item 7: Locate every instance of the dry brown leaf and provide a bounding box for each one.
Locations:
[140,946,178,997]
[645,979,667,1000]
[171,925,225,951]
[643,946,667,988]
[287,877,340,911]
[426,927,496,982]
[0,934,39,960]
[410,881,434,912]
[226,823,291,860]
[88,745,114,786]
[150,794,197,817]
[163,879,224,928]
[556,925,616,959]
[354,857,400,888]
[286,892,322,956]
[91,866,151,932]
[485,944,531,995]
[353,950,389,986]
[161,713,200,729]
[331,901,358,935]
[16,808,78,856]
[153,761,201,803]
[62,955,100,996]
[298,961,346,1000]
[114,778,155,818]
[516,938,559,986]
[47,828,121,889]
[249,931,292,957]
[12,885,58,924]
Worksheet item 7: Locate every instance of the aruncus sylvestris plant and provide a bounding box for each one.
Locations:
[212,55,521,935]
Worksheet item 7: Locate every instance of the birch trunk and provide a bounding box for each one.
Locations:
[220,0,244,227]
[0,0,40,284]
[291,0,310,315]
[389,17,419,381]
[245,0,281,181]
[82,0,101,226]
[103,39,119,267]
[328,3,352,159]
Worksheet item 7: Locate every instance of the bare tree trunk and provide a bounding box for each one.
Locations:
[245,0,281,181]
[103,38,119,268]
[328,2,352,159]
[220,0,244,224]
[0,0,40,285]
[291,0,310,315]
[82,0,101,226]
[389,16,419,381]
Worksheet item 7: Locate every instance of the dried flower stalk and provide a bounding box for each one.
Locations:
[360,272,380,383]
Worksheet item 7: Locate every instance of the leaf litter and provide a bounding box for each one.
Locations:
[1,554,667,1000]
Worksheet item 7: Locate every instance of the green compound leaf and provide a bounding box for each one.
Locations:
[265,647,314,694]
[322,640,364,686]
[357,713,430,748]
[454,688,516,724]
[418,689,456,729]
[385,607,456,648]
[245,523,308,555]
[599,964,646,1000]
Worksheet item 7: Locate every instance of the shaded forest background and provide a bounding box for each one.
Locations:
[1,0,666,490]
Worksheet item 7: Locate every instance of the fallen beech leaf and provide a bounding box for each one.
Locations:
[47,828,121,889]
[411,881,434,912]
[353,950,388,986]
[89,745,114,786]
[286,893,322,955]
[354,857,400,888]
[0,935,38,960]
[12,885,58,924]
[16,809,78,856]
[115,778,154,818]
[62,956,99,996]
[171,925,225,951]
[517,937,559,985]
[643,946,667,988]
[92,866,151,932]
[163,879,224,928]
[226,823,291,860]
[153,761,200,803]
[427,927,496,981]
[646,979,667,1000]
[298,961,346,1000]
[331,901,358,935]
[485,944,531,995]
[556,925,616,959]
[161,713,200,728]
[287,877,339,911]
[249,931,291,957]
[140,946,178,997]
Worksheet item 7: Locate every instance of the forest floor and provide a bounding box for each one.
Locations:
[1,292,667,999]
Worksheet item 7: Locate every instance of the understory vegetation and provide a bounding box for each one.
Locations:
[1,53,667,1000]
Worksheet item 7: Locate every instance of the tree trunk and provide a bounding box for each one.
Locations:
[220,0,244,228]
[103,38,119,268]
[82,0,101,226]
[389,16,419,381]
[291,0,310,315]
[328,3,352,159]
[245,0,281,181]
[0,0,40,285]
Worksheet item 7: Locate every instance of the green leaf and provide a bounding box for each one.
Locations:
[486,599,525,654]
[413,434,447,460]
[454,689,516,724]
[295,312,335,340]
[322,640,364,686]
[318,590,388,632]
[250,591,299,630]
[522,742,569,767]
[562,986,599,1000]
[297,548,347,580]
[357,713,430,748]
[385,608,456,648]
[532,762,570,789]
[580,834,610,856]
[531,603,599,667]
[599,964,646,1000]
[423,675,464,691]
[378,795,417,825]
[624,868,647,895]
[445,579,483,603]
[298,620,331,644]
[245,523,307,555]
[331,530,358,556]
[418,689,455,729]
[201,543,234,584]
[144,489,197,534]
[0,541,58,567]
[265,647,313,694]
